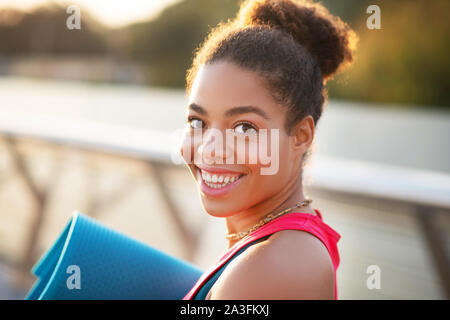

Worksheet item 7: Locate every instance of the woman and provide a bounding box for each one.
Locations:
[180,0,357,300]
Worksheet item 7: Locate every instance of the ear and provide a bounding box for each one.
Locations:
[291,115,315,154]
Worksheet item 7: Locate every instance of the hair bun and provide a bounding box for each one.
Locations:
[236,0,357,80]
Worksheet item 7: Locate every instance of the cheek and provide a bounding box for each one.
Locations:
[247,136,291,189]
[249,129,287,176]
[180,134,190,164]
[180,129,199,165]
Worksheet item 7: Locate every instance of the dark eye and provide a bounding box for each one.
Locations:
[188,117,205,129]
[234,122,257,135]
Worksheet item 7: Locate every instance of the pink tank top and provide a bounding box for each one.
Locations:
[183,209,341,300]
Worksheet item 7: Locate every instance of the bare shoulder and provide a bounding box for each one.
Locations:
[209,230,335,300]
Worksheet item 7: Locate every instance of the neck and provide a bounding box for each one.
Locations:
[224,174,313,249]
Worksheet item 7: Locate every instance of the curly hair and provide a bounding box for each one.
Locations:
[186,0,358,159]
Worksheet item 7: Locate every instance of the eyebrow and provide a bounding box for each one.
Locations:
[188,103,270,120]
[188,103,207,115]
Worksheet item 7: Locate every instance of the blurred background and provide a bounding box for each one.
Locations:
[0,0,449,299]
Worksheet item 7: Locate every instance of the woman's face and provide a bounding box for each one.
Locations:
[181,60,309,217]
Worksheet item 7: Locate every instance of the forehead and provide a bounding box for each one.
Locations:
[188,61,279,115]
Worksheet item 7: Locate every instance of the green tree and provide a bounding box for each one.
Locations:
[123,0,241,87]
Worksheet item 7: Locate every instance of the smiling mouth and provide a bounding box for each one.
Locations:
[195,166,246,190]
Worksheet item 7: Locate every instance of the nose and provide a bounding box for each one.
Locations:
[197,127,233,165]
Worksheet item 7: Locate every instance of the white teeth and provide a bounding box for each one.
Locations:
[200,169,243,189]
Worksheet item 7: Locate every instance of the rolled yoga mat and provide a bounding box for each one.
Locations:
[25,211,203,300]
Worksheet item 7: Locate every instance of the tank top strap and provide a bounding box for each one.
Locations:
[191,235,271,300]
[183,209,341,300]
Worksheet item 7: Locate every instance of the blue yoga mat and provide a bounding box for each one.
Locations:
[25,211,203,300]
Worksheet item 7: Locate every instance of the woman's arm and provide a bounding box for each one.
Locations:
[209,230,335,300]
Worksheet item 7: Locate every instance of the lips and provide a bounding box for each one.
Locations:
[194,165,246,196]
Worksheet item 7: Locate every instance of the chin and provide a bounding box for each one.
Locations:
[199,198,238,218]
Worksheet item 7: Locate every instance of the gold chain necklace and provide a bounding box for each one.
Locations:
[225,198,313,241]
